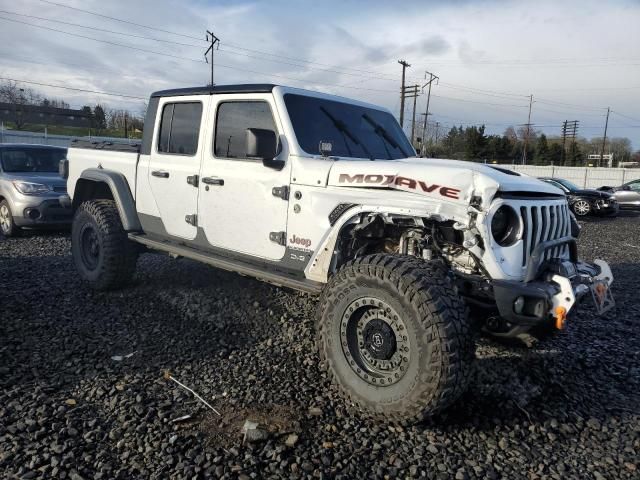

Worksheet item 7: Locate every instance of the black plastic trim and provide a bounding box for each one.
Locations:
[151,84,277,98]
[74,169,142,232]
[129,233,322,295]
[524,236,577,282]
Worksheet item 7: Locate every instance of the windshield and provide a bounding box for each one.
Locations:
[554,178,580,191]
[0,147,66,173]
[284,93,414,160]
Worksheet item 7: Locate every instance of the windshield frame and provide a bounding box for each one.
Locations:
[281,92,415,161]
[0,146,67,173]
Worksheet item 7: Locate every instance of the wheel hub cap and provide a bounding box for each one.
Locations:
[340,297,410,387]
[363,319,396,360]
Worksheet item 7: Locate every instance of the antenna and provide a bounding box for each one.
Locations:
[205,30,220,86]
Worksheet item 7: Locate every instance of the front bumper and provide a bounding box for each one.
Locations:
[491,237,614,328]
[593,199,619,215]
[13,196,73,227]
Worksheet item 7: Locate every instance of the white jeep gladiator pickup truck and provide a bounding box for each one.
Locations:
[60,84,614,423]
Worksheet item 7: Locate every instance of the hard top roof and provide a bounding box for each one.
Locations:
[150,84,277,98]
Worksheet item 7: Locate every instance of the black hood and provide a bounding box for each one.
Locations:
[570,188,612,199]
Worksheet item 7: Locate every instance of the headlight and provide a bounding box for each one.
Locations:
[12,181,53,195]
[491,205,520,246]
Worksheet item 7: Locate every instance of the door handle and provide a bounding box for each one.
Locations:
[152,170,170,178]
[202,177,224,186]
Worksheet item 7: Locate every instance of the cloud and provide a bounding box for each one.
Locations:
[0,0,637,146]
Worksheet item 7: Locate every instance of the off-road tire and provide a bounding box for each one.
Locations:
[72,200,138,290]
[0,200,20,237]
[317,254,474,424]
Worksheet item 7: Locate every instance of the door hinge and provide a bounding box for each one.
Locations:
[269,231,286,246]
[272,186,289,200]
[185,214,198,226]
[187,175,199,187]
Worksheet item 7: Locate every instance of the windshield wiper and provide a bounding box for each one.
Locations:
[320,107,373,160]
[362,113,411,158]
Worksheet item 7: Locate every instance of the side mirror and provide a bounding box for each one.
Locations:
[622,185,631,191]
[59,158,69,179]
[246,128,283,170]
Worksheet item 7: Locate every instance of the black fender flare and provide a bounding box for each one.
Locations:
[74,168,141,232]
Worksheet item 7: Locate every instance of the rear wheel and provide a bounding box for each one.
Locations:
[572,200,591,216]
[0,200,19,237]
[317,254,474,424]
[72,200,138,290]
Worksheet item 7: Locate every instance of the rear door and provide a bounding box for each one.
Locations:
[198,94,290,260]
[147,97,208,239]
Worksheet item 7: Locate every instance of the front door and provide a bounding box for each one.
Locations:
[198,95,290,260]
[616,179,640,209]
[147,97,208,239]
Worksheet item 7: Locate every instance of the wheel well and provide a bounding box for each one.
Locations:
[330,212,465,274]
[72,179,114,209]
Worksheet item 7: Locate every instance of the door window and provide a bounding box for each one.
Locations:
[157,102,202,155]
[214,101,276,159]
[627,180,640,191]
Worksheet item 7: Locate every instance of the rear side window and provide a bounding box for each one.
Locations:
[214,101,276,159]
[157,102,202,155]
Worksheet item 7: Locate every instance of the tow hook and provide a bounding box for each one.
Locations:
[554,306,567,330]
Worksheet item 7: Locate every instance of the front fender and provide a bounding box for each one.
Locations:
[304,203,471,283]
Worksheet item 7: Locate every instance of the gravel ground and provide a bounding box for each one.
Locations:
[1,215,639,480]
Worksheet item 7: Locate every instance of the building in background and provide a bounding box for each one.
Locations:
[0,102,90,130]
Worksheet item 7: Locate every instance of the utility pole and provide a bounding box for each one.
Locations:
[398,60,411,128]
[404,85,420,145]
[421,71,439,152]
[561,120,579,166]
[205,30,220,86]
[521,94,533,165]
[599,107,610,168]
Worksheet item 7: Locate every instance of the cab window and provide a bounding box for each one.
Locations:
[214,101,276,159]
[157,102,202,155]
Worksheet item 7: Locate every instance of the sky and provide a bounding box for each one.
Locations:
[0,0,639,149]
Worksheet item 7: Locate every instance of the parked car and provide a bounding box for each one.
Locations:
[60,84,614,423]
[597,179,640,211]
[538,177,619,217]
[0,144,72,236]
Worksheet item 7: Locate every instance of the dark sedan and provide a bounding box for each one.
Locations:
[598,178,640,211]
[538,177,619,217]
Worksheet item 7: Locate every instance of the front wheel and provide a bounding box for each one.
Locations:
[317,254,474,424]
[0,200,19,237]
[72,200,138,290]
[572,200,591,216]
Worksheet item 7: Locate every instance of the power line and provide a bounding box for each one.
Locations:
[0,9,202,47]
[0,76,147,99]
[36,0,203,41]
[33,0,405,80]
[437,81,529,99]
[0,7,414,83]
[611,111,640,123]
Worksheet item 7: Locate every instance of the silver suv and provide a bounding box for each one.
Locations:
[0,144,71,236]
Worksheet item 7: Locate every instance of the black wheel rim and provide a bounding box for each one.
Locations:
[80,224,101,270]
[340,297,410,386]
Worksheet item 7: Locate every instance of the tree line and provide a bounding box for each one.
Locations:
[0,80,144,138]
[421,123,638,166]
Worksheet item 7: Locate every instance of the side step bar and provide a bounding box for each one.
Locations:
[129,233,323,295]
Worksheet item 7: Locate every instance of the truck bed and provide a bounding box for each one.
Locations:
[67,139,140,200]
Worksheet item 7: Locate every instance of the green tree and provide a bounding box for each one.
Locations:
[93,105,107,132]
[534,134,549,165]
